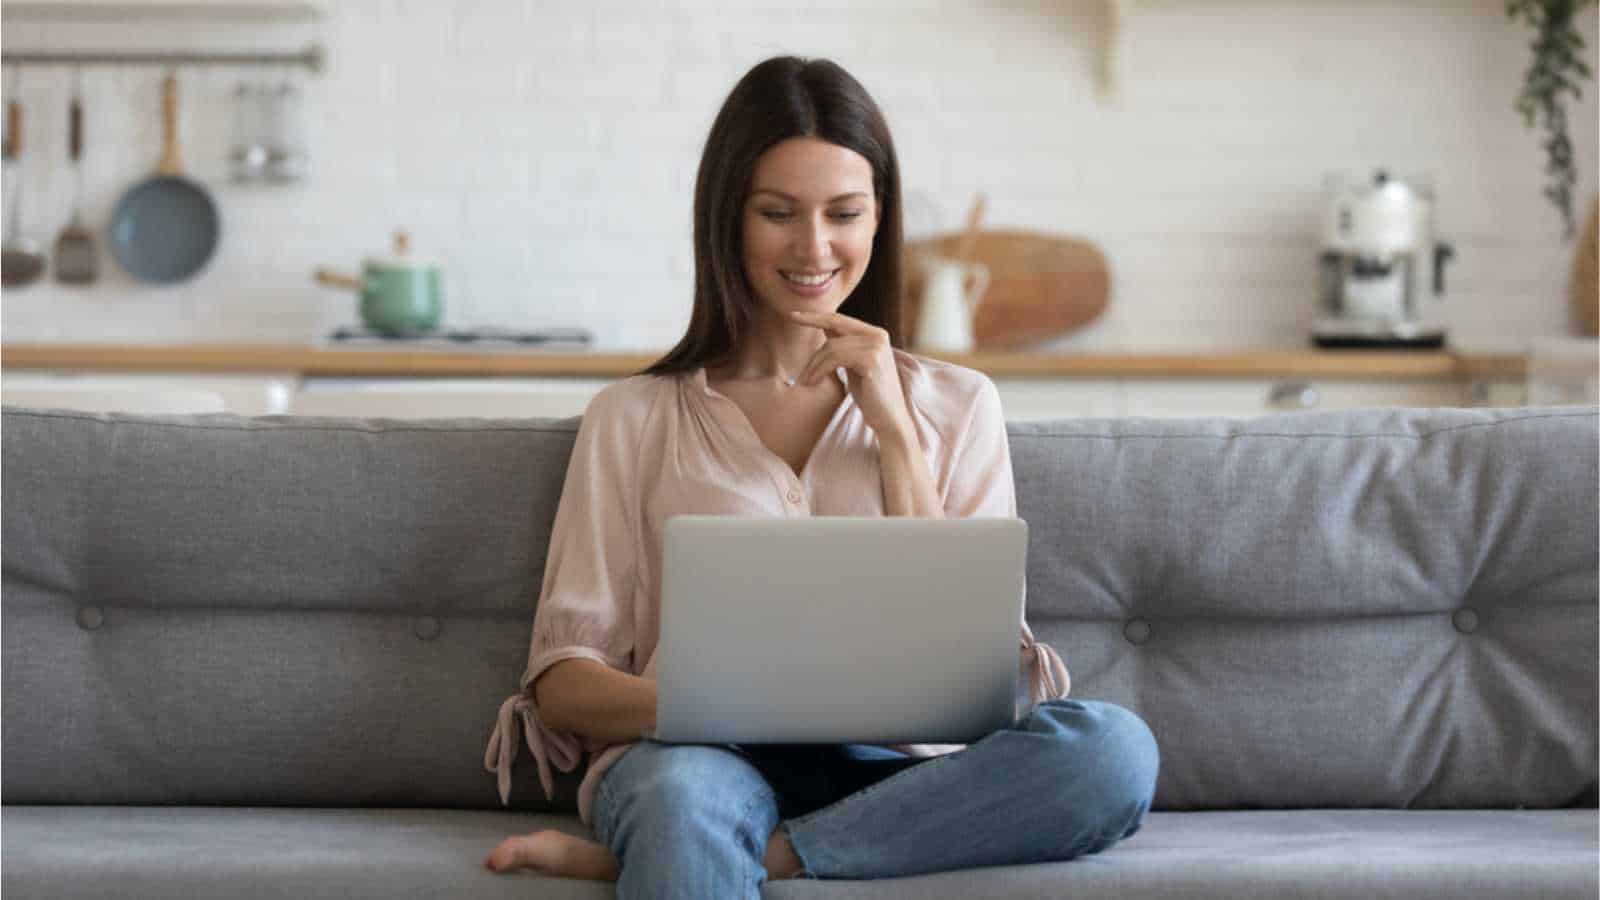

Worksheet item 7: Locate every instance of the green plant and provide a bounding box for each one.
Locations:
[1507,0,1596,238]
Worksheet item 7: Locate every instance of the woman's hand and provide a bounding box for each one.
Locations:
[789,309,914,443]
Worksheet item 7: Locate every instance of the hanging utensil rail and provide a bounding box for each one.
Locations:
[1,44,323,74]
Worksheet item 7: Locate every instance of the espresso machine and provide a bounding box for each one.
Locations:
[1313,170,1455,349]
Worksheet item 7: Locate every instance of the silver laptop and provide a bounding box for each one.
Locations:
[650,515,1028,745]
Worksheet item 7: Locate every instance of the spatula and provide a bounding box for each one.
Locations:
[2,82,46,288]
[54,70,97,284]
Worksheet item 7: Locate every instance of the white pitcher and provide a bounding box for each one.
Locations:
[914,256,991,353]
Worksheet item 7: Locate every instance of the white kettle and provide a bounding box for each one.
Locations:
[914,255,991,353]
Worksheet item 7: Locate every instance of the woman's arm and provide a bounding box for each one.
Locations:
[879,428,944,518]
[532,658,658,744]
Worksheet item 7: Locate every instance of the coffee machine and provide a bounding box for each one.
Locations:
[1314,170,1455,349]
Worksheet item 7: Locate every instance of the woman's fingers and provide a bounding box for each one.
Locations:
[799,336,877,385]
[797,345,835,386]
[789,308,874,336]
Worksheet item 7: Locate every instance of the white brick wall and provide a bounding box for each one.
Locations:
[1,0,1595,351]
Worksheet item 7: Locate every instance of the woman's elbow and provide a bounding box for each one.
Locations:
[530,662,577,732]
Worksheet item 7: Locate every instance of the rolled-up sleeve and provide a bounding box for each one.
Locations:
[942,375,1071,705]
[484,386,639,807]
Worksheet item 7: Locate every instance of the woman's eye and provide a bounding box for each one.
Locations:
[757,209,862,223]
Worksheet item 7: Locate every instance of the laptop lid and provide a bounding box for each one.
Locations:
[652,515,1027,745]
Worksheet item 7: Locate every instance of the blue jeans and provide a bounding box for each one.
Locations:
[592,699,1159,899]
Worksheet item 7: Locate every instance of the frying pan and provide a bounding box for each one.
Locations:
[109,72,219,283]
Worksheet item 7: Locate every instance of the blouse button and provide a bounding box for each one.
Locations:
[786,489,803,504]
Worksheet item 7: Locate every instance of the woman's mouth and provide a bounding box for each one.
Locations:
[780,268,839,296]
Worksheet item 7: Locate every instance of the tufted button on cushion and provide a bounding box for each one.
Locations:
[413,616,442,641]
[1123,618,1152,645]
[1452,608,1480,634]
[75,606,104,631]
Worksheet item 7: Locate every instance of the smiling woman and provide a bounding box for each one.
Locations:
[640,55,905,378]
[745,142,877,311]
[483,55,1143,900]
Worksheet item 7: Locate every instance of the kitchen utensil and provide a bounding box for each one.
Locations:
[954,194,986,262]
[109,71,220,283]
[228,80,268,182]
[2,85,46,288]
[913,256,990,353]
[911,193,994,352]
[902,230,1109,350]
[54,70,98,285]
[314,229,443,334]
[1573,196,1597,336]
[264,73,307,182]
[1312,169,1454,349]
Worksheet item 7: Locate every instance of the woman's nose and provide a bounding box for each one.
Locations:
[795,217,831,262]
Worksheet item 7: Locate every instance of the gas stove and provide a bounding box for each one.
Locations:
[326,326,594,347]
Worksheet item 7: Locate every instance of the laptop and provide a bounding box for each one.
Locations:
[649,515,1028,745]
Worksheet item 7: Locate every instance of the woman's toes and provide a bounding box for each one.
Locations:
[484,831,620,881]
[484,834,541,872]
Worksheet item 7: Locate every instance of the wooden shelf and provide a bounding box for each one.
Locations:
[0,344,1528,381]
[1,1,323,22]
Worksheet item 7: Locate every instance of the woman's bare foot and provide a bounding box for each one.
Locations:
[764,827,805,880]
[484,830,620,881]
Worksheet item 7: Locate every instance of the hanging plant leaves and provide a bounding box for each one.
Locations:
[1507,0,1597,239]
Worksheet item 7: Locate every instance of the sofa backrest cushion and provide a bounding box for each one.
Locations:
[3,405,1595,811]
[3,411,582,810]
[1011,407,1598,809]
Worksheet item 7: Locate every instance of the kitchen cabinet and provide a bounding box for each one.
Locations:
[294,377,1118,422]
[1,372,295,415]
[1468,380,1531,408]
[290,376,1120,422]
[1,344,1538,420]
[284,376,1522,422]
[994,379,1120,421]
[290,378,608,419]
[1118,378,1473,419]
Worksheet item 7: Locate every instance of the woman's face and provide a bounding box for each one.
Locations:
[742,136,879,319]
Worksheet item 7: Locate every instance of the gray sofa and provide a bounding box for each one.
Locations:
[3,403,1596,899]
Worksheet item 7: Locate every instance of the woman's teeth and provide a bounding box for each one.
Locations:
[782,270,837,286]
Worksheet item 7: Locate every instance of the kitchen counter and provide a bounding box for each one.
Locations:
[0,343,1526,380]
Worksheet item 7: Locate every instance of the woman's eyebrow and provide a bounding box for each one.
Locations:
[751,190,870,202]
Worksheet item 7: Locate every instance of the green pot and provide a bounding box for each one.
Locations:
[315,231,444,334]
[357,259,442,334]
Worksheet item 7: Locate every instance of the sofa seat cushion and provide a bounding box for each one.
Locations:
[3,807,1594,899]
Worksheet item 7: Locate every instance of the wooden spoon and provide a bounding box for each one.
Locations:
[954,193,986,263]
[2,94,46,288]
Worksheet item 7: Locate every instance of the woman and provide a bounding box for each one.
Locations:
[482,56,1158,895]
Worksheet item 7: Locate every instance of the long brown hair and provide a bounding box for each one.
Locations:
[639,56,904,378]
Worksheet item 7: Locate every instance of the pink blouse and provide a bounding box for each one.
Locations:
[484,349,1071,827]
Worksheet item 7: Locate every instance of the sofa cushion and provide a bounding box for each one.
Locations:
[2,406,1595,812]
[2,410,584,810]
[1010,407,1598,809]
[2,807,1593,899]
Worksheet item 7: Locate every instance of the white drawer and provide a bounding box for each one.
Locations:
[1120,379,1469,418]
[291,378,609,419]
[2,373,296,415]
[993,379,1120,421]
